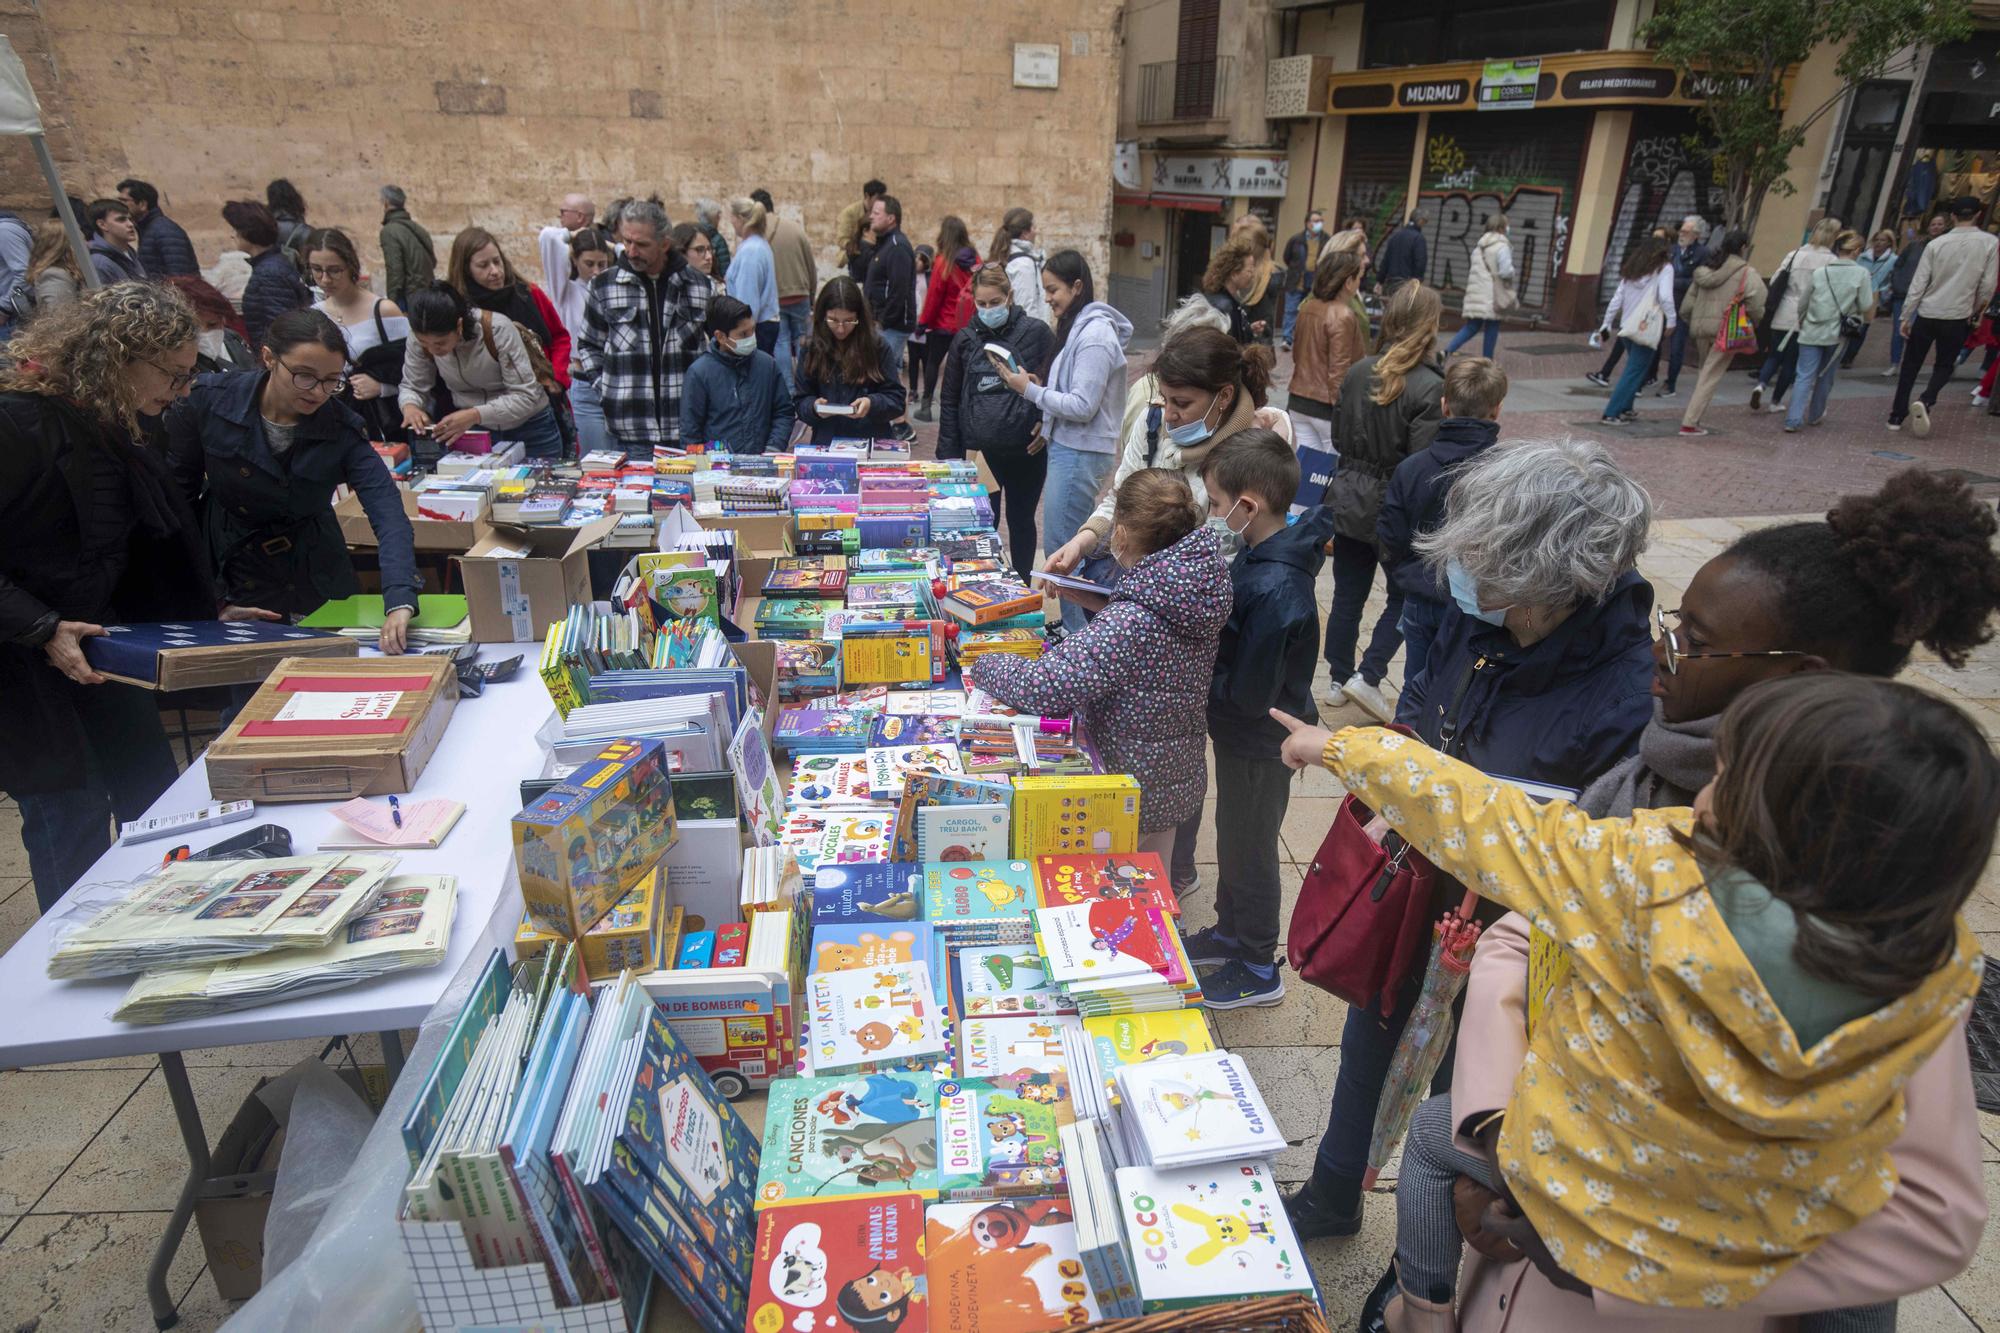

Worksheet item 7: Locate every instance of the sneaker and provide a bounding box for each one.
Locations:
[1602,409,1639,425]
[1321,680,1348,711]
[1678,425,1710,436]
[1180,925,1247,968]
[1880,365,1898,376]
[1282,1176,1362,1241]
[1584,371,1610,388]
[1342,673,1394,723]
[1655,384,1678,397]
[913,401,934,422]
[891,421,917,442]
[1201,958,1286,1010]
[1911,401,1932,438]
[1974,393,1989,408]
[1783,422,1799,433]
[1170,870,1201,900]
[1887,420,1903,431]
[1749,385,1763,411]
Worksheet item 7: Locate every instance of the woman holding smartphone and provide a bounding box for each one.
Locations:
[791,276,906,447]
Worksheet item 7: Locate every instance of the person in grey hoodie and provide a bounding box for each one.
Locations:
[989,250,1131,631]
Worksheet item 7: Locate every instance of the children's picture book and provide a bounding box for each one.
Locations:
[810,922,934,977]
[921,861,1036,937]
[906,772,1013,809]
[865,743,964,800]
[774,705,877,754]
[810,862,921,924]
[805,962,946,1074]
[935,1075,1073,1198]
[754,1074,940,1207]
[868,712,957,748]
[1033,901,1183,987]
[1080,1011,1214,1093]
[807,810,897,868]
[1113,1162,1313,1310]
[1034,853,1180,917]
[950,946,1077,1018]
[925,1197,1100,1332]
[887,689,964,717]
[959,1016,1080,1080]
[915,804,1009,864]
[728,711,785,847]
[1115,1051,1287,1167]
[789,753,883,809]
[749,1195,928,1333]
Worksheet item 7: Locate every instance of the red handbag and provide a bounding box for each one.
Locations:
[1286,793,1441,1015]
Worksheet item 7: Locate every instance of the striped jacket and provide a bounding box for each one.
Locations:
[573,255,711,449]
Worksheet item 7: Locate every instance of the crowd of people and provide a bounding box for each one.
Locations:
[1,168,1998,1333]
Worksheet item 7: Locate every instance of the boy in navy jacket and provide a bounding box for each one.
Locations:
[1189,429,1335,1008]
[1376,356,1508,709]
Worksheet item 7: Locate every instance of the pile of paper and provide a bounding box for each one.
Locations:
[552,694,729,772]
[48,854,399,979]
[115,873,458,1023]
[1060,1009,1216,1124]
[299,594,471,647]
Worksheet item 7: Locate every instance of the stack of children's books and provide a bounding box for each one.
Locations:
[1111,1050,1287,1168]
[1060,1010,1215,1123]
[1033,897,1199,1016]
[921,859,1036,949]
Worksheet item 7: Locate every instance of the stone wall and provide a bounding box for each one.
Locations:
[5,0,1121,294]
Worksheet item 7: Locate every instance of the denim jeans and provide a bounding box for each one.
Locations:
[776,300,811,395]
[1662,317,1692,390]
[1603,340,1659,417]
[1324,533,1404,686]
[568,375,615,456]
[1787,342,1842,427]
[1314,965,1452,1187]
[1042,444,1117,633]
[504,404,566,460]
[1282,288,1306,343]
[877,329,911,387]
[1755,339,1800,404]
[1444,318,1499,358]
[1393,594,1446,725]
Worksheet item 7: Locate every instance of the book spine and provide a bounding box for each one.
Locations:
[550,1150,618,1296]
[499,1146,581,1305]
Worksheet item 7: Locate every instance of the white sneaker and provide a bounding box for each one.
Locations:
[1880,365,1897,376]
[1320,683,1348,712]
[1911,401,1932,438]
[1342,674,1394,724]
[1973,392,1989,407]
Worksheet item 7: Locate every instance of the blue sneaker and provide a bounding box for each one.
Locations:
[1201,959,1285,1009]
[1180,925,1246,968]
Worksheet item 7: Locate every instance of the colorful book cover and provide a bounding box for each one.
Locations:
[1113,1162,1313,1309]
[1033,853,1179,917]
[810,862,922,924]
[749,1195,928,1332]
[916,804,1009,864]
[959,1016,1080,1079]
[935,1075,1073,1198]
[805,962,946,1074]
[810,810,897,868]
[868,712,957,748]
[1034,901,1182,987]
[924,1196,1100,1332]
[790,753,883,808]
[775,706,877,751]
[754,1075,940,1208]
[907,772,1013,809]
[810,922,934,976]
[839,626,939,687]
[950,946,1077,1018]
[1009,775,1140,858]
[920,861,1035,928]
[887,689,965,717]
[865,743,964,799]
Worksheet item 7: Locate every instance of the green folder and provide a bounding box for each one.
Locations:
[299,594,470,630]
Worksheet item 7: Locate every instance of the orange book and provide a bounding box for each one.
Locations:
[942,581,1042,625]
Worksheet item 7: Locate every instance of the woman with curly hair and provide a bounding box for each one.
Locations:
[1200,235,1265,345]
[0,284,272,911]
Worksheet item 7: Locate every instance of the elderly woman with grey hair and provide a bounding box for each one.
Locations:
[1282,436,1660,1244]
[693,198,732,282]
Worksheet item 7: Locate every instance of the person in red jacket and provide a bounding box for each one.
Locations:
[448,226,574,450]
[913,215,976,422]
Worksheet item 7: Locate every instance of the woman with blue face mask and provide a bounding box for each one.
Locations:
[936,264,1057,579]
[1283,435,1658,1247]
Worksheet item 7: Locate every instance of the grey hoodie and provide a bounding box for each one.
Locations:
[1026,301,1133,454]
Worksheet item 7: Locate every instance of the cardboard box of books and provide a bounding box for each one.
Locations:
[335,485,491,552]
[205,657,458,803]
[513,737,679,939]
[455,517,618,642]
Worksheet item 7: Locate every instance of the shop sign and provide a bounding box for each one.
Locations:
[1399,79,1470,109]
[1560,67,1678,101]
[1478,58,1541,110]
[1151,155,1291,198]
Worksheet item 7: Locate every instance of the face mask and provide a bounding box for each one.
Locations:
[976,305,1009,329]
[1309,221,1325,235]
[1218,498,1251,537]
[197,329,227,360]
[732,334,758,357]
[1447,560,1509,626]
[1166,394,1223,447]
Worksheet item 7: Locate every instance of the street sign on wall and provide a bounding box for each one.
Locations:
[1151,154,1290,198]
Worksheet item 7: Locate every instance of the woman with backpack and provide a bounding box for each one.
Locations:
[1444,212,1514,359]
[1596,236,1676,424]
[447,226,572,453]
[1784,229,1876,432]
[308,228,410,442]
[1676,229,1767,437]
[398,283,564,458]
[936,264,1056,579]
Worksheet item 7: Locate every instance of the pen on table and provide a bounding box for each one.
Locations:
[389,795,403,829]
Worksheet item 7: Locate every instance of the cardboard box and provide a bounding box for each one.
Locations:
[206,655,459,803]
[695,510,791,590]
[513,737,679,937]
[455,517,619,643]
[335,487,490,553]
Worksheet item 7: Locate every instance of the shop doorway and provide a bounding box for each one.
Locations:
[1171,210,1227,303]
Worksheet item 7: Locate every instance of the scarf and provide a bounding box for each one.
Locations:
[1576,699,1721,817]
[466,281,550,348]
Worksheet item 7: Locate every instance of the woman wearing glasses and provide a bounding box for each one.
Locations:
[307,228,410,441]
[163,308,420,653]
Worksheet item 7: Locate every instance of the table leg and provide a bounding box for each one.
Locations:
[379,1028,406,1085]
[147,1051,207,1331]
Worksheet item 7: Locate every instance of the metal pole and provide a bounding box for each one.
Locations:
[29,131,99,288]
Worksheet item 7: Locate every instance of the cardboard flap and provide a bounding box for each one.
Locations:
[477,516,618,560]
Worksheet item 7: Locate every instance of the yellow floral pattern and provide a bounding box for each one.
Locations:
[1322,728,1983,1308]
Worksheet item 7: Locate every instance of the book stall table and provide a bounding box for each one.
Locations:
[0,670,549,1330]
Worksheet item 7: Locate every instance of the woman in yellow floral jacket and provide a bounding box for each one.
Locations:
[1274,672,1995,1312]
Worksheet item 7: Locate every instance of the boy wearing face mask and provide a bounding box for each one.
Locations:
[1184,430,1335,1009]
[1376,357,1508,709]
[680,295,794,454]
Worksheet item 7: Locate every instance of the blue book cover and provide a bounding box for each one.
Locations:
[809,862,922,924]
[587,1162,744,1332]
[612,1008,760,1243]
[84,618,348,685]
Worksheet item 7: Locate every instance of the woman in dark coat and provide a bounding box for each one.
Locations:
[163,309,421,650]
[792,277,907,447]
[0,284,255,911]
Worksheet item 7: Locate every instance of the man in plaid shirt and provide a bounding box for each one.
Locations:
[574,199,712,453]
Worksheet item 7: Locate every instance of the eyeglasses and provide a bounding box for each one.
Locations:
[275,357,347,395]
[1655,606,1808,675]
[146,359,198,392]
[306,264,349,280]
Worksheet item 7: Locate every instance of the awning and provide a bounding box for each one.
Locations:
[1113,192,1225,213]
